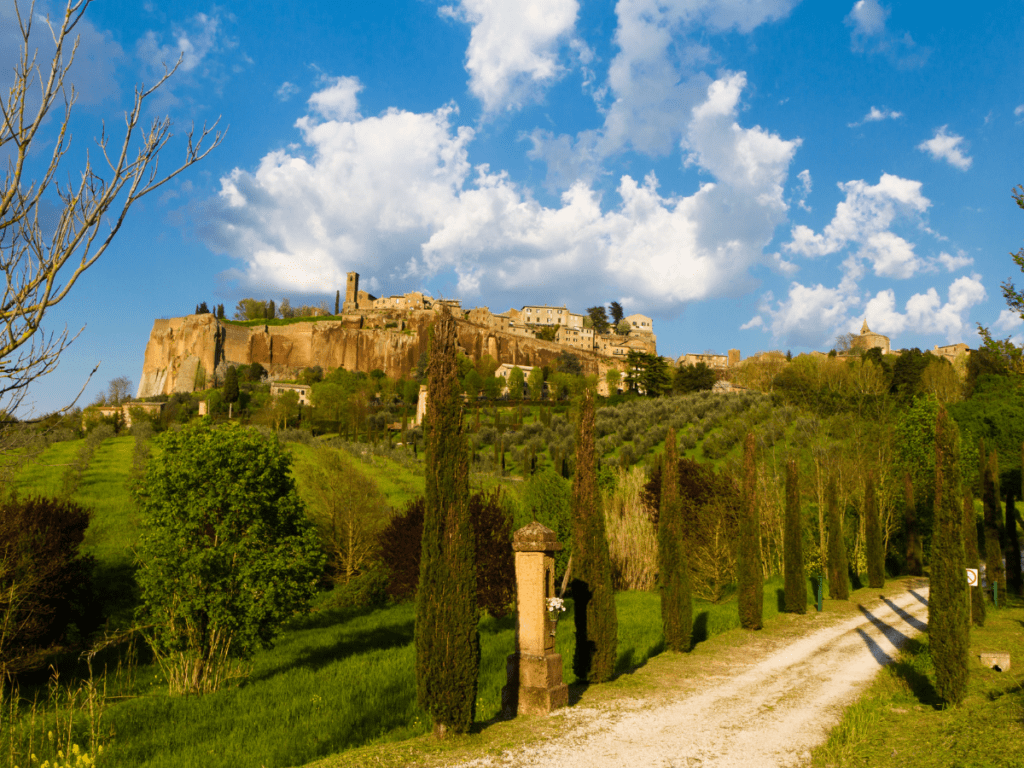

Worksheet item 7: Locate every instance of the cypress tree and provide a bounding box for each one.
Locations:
[783,458,807,613]
[929,407,969,706]
[982,450,1006,602]
[1006,489,1022,596]
[570,388,617,683]
[737,433,763,629]
[963,489,985,627]
[865,471,885,588]
[658,428,692,651]
[903,473,922,576]
[335,290,340,315]
[223,365,239,419]
[826,476,849,600]
[415,305,478,737]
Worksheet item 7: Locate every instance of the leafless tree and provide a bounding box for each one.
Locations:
[1,0,222,432]
[106,375,132,405]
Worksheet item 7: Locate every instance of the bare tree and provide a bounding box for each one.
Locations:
[1,0,222,429]
[107,375,132,405]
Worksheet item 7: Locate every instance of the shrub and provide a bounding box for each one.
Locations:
[0,497,95,675]
[135,422,324,695]
[604,466,657,591]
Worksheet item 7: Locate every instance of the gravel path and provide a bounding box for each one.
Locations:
[457,587,930,768]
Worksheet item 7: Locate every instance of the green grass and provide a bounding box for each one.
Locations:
[810,597,1024,768]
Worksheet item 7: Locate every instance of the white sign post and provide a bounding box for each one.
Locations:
[967,568,979,587]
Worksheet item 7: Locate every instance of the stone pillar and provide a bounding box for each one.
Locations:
[502,522,568,716]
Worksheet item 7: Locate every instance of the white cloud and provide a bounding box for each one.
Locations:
[529,0,800,186]
[307,76,362,121]
[917,126,972,170]
[201,73,800,312]
[756,274,986,347]
[784,173,931,278]
[847,105,902,127]
[936,250,973,272]
[741,315,764,330]
[844,0,928,68]
[993,309,1024,333]
[796,169,812,211]
[276,81,300,101]
[137,11,222,74]
[441,0,579,114]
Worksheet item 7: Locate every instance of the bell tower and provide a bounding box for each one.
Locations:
[343,272,359,312]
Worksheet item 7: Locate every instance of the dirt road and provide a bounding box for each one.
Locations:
[458,587,930,768]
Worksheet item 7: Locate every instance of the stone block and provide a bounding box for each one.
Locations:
[979,652,1011,671]
[519,653,564,689]
[518,682,568,716]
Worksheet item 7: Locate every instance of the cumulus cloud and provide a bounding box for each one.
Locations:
[993,309,1024,333]
[137,11,223,74]
[936,250,973,272]
[754,274,986,347]
[844,0,928,68]
[528,0,800,186]
[847,105,902,127]
[784,173,931,278]
[199,72,801,311]
[440,0,579,114]
[917,126,972,170]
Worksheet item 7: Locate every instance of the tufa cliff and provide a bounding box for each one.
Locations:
[137,312,621,398]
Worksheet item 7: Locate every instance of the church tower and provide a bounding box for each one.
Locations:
[343,272,359,312]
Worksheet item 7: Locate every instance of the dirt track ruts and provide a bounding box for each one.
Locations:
[455,586,931,768]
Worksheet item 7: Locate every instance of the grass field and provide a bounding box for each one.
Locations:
[811,596,1024,768]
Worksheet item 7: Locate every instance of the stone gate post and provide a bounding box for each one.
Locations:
[501,521,569,716]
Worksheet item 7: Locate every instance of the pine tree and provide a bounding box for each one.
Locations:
[783,458,807,613]
[335,290,340,315]
[963,489,985,627]
[570,388,617,683]
[658,428,692,651]
[1005,489,1022,596]
[415,305,478,736]
[903,473,922,575]
[826,476,849,600]
[865,471,885,588]
[737,433,763,629]
[930,407,969,706]
[982,450,1006,603]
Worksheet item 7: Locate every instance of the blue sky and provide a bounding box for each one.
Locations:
[6,0,1023,415]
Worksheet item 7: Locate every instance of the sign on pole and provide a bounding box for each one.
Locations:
[966,568,979,587]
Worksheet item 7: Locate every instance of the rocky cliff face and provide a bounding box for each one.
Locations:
[136,312,617,398]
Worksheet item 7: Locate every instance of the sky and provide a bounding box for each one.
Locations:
[4,0,1024,415]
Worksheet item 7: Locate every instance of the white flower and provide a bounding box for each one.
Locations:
[546,597,565,613]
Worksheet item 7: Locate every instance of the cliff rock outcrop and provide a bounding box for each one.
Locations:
[137,312,620,398]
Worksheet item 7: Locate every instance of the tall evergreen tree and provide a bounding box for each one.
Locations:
[658,428,692,651]
[982,450,1006,602]
[570,388,618,682]
[865,471,885,588]
[930,407,969,706]
[783,459,807,613]
[223,366,239,419]
[737,433,763,629]
[335,290,340,315]
[415,305,478,736]
[1005,489,1022,596]
[903,473,923,576]
[826,476,849,600]
[268,299,276,319]
[963,489,985,627]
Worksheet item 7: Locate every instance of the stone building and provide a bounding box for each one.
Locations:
[270,382,312,406]
[521,304,571,326]
[850,320,891,354]
[624,313,654,334]
[933,342,970,362]
[556,324,594,351]
[342,272,377,312]
[373,291,429,310]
